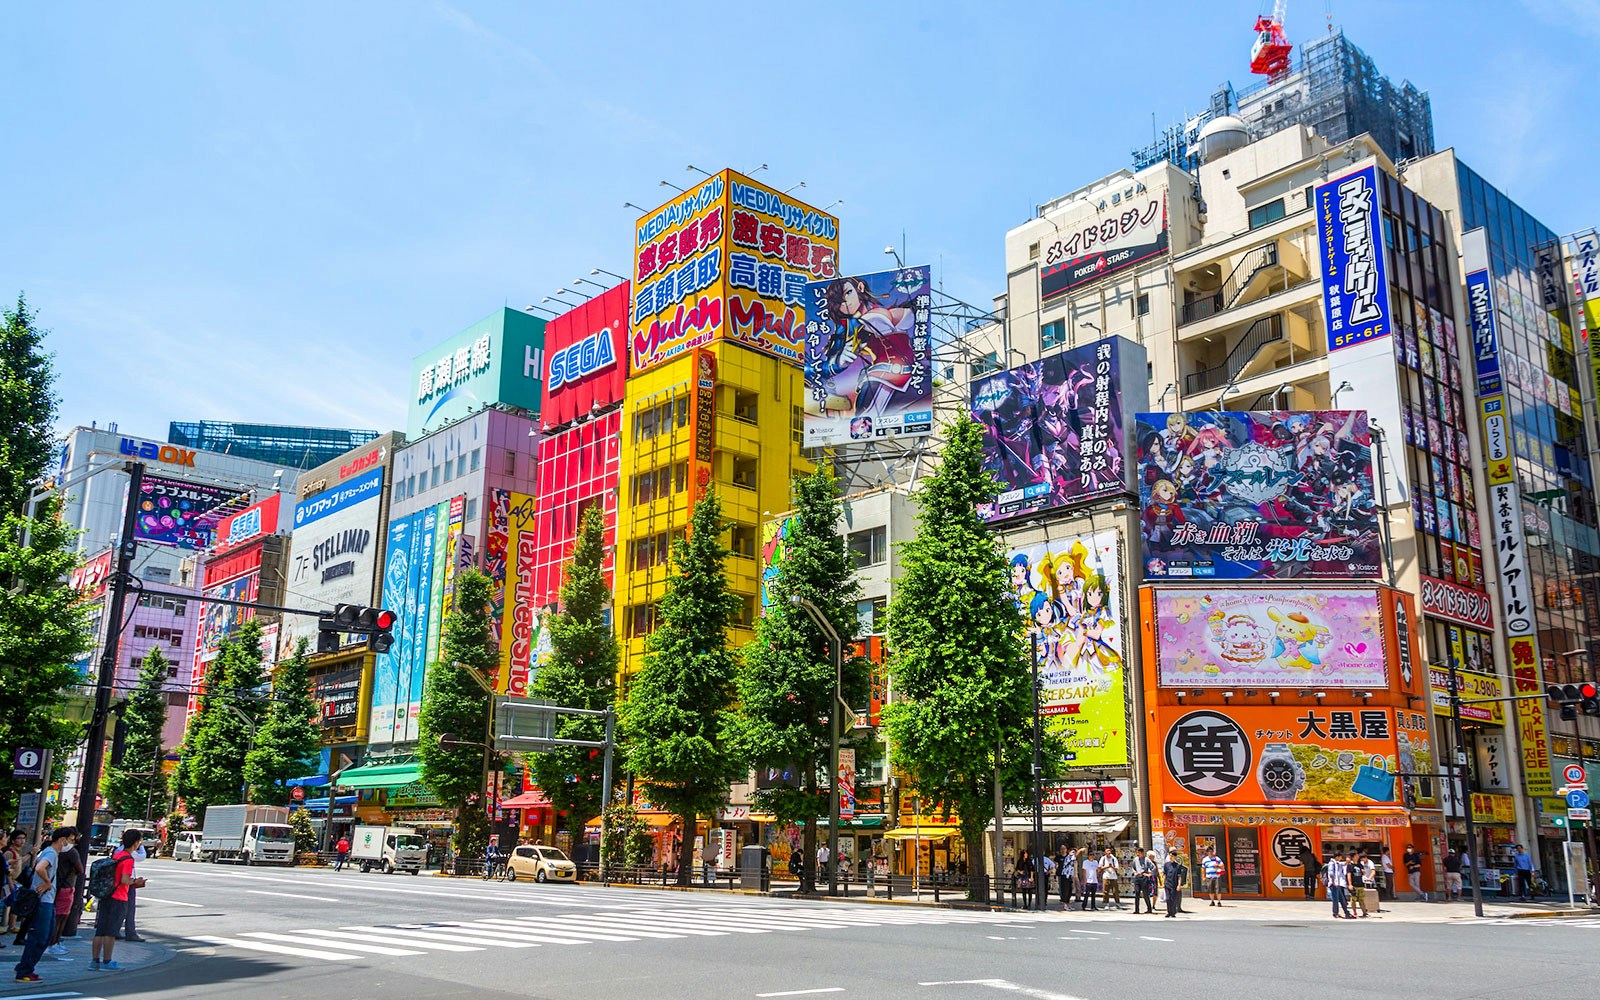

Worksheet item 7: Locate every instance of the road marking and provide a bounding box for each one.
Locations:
[241,931,424,956]
[186,934,362,960]
[6,993,95,1000]
[247,889,340,902]
[1139,936,1174,942]
[427,921,588,946]
[134,895,203,907]
[290,928,485,952]
[1060,929,1109,935]
[755,990,845,998]
[341,924,540,948]
[477,917,639,942]
[919,980,1088,1000]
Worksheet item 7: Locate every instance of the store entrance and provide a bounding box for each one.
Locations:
[1188,825,1263,896]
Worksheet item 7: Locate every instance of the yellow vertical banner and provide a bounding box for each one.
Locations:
[499,493,538,695]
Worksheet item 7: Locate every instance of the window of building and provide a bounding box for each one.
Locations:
[1303,185,1314,210]
[732,389,759,423]
[141,566,171,583]
[737,594,756,628]
[1135,293,1150,317]
[1247,198,1286,230]
[792,405,804,446]
[504,450,516,475]
[1029,241,1040,261]
[168,664,180,679]
[730,523,757,558]
[431,466,441,489]
[465,497,478,522]
[470,448,481,472]
[731,456,758,491]
[856,597,887,634]
[847,526,888,568]
[1041,319,1066,350]
[970,351,1000,379]
[676,396,690,427]
[455,455,466,479]
[408,475,417,498]
[674,461,688,493]
[635,406,658,442]
[627,604,659,638]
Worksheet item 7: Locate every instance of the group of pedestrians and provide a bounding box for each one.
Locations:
[1013,845,1192,916]
[1319,849,1382,919]
[4,826,147,984]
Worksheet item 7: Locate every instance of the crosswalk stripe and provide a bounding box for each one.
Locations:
[290,928,485,953]
[683,908,883,929]
[561,913,726,937]
[620,910,828,933]
[186,934,362,960]
[504,914,684,940]
[340,924,540,948]
[241,931,425,956]
[473,917,639,942]
[430,921,589,946]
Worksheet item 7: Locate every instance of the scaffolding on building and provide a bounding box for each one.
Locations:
[1132,29,1433,173]
[167,420,383,470]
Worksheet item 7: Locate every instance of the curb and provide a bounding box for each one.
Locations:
[1506,907,1600,919]
[433,870,1002,910]
[0,937,176,994]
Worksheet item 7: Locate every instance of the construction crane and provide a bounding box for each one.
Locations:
[1250,0,1293,81]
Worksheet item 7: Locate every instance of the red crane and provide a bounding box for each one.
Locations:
[1250,0,1293,81]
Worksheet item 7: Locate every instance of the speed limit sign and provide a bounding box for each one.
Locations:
[1564,763,1587,787]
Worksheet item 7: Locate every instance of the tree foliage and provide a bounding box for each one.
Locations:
[290,808,317,856]
[883,419,1062,902]
[530,504,620,842]
[1,295,58,518]
[244,638,319,805]
[619,490,743,885]
[177,619,269,819]
[103,647,172,819]
[418,568,494,857]
[731,465,866,892]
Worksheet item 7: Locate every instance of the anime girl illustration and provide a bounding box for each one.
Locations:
[813,274,919,419]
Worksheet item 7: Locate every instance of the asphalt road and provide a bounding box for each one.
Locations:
[6,859,1599,1000]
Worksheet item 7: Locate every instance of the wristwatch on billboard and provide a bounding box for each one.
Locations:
[1258,742,1305,800]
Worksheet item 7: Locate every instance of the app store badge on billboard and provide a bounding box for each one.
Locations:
[802,265,934,448]
[1134,410,1381,579]
[971,335,1144,523]
[1315,164,1391,353]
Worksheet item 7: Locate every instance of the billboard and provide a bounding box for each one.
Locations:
[759,515,798,610]
[802,265,934,447]
[1011,530,1128,767]
[1315,164,1391,353]
[211,493,282,556]
[408,308,545,438]
[70,549,114,600]
[370,504,438,745]
[135,476,239,549]
[312,667,363,728]
[500,492,546,697]
[1133,410,1381,579]
[197,572,260,655]
[971,336,1144,522]
[1040,191,1168,302]
[1157,705,1427,807]
[284,466,385,653]
[1152,588,1387,689]
[630,169,840,373]
[539,282,629,426]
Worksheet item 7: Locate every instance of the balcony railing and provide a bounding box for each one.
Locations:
[1180,241,1281,325]
[1183,314,1285,395]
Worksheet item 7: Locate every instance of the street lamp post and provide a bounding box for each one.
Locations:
[790,594,846,897]
[1447,660,1487,918]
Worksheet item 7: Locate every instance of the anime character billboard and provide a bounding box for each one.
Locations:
[802,266,933,447]
[972,336,1144,523]
[1010,530,1128,767]
[1153,588,1388,689]
[1135,410,1380,579]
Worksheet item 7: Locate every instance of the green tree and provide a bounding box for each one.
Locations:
[245,638,319,805]
[530,505,621,843]
[103,648,172,820]
[883,419,1062,903]
[731,466,866,892]
[1,295,58,517]
[178,619,269,816]
[619,490,743,886]
[289,808,317,857]
[418,569,494,858]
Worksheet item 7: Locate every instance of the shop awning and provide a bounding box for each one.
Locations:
[584,812,679,829]
[286,774,330,788]
[989,816,1130,836]
[882,825,960,841]
[288,795,357,812]
[500,791,551,809]
[1167,805,1413,827]
[336,761,424,790]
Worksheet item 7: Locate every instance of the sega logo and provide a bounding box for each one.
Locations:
[224,508,263,546]
[548,328,617,391]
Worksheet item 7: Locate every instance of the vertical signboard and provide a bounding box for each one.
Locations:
[688,349,717,508]
[1315,164,1391,353]
[372,513,415,744]
[500,493,539,697]
[1571,232,1600,404]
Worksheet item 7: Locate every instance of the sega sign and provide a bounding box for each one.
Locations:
[548,327,618,391]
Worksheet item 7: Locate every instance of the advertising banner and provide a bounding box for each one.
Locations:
[540,282,629,425]
[759,515,797,611]
[1011,530,1128,767]
[1040,192,1168,302]
[1315,164,1392,352]
[440,494,466,623]
[1429,667,1506,725]
[972,336,1143,522]
[1571,233,1599,402]
[212,493,281,556]
[371,514,414,744]
[838,747,856,821]
[486,488,510,656]
[197,572,260,655]
[1153,587,1387,689]
[1157,705,1416,806]
[1134,410,1380,579]
[723,172,840,366]
[500,492,541,697]
[284,466,384,653]
[632,175,729,372]
[1418,575,1494,630]
[802,265,933,447]
[313,667,363,728]
[688,349,717,507]
[70,549,113,599]
[135,476,239,549]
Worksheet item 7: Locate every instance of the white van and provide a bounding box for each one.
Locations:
[173,830,204,861]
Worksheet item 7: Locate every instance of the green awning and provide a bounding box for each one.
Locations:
[336,762,423,790]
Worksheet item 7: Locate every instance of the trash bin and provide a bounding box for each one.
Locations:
[741,845,770,891]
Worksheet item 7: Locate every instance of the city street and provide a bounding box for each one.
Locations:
[4,860,1598,1000]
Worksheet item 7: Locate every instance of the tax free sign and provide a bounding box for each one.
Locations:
[407,307,547,438]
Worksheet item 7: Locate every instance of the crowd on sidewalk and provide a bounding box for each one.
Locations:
[2,826,148,984]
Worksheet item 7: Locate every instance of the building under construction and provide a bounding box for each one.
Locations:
[1133,29,1433,172]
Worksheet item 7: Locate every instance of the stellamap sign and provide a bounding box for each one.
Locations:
[1419,575,1494,630]
[548,328,617,390]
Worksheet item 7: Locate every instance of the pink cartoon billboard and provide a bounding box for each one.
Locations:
[1154,588,1388,689]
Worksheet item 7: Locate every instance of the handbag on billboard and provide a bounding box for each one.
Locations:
[1351,756,1396,802]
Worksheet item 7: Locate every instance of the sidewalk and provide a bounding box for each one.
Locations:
[0,929,171,992]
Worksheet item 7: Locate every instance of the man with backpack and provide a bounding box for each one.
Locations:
[13,827,75,984]
[88,829,146,972]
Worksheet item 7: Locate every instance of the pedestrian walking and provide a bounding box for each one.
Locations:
[1130,847,1158,914]
[89,830,146,972]
[816,843,831,885]
[1079,849,1100,910]
[1325,851,1356,918]
[1161,852,1187,917]
[1381,848,1395,900]
[334,836,350,872]
[120,837,145,942]
[1404,845,1429,901]
[1302,850,1321,899]
[13,828,75,984]
[1099,849,1121,908]
[1442,849,1463,901]
[1511,844,1534,900]
[1200,847,1225,906]
[1360,851,1381,915]
[1350,852,1370,917]
[3,830,30,935]
[45,836,81,960]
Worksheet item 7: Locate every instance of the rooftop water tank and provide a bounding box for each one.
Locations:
[1197,116,1251,163]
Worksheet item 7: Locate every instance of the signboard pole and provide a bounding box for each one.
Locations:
[1570,717,1597,897]
[1563,803,1577,909]
[1449,660,1487,918]
[1030,631,1046,912]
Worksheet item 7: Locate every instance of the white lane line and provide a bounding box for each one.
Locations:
[1139,936,1174,942]
[608,911,784,934]
[756,990,846,998]
[136,895,203,907]
[1060,929,1109,935]
[919,980,1088,1000]
[430,922,586,946]
[6,993,91,1000]
[241,931,424,956]
[187,934,361,961]
[551,914,716,938]
[476,917,639,942]
[341,925,539,949]
[247,889,340,902]
[291,928,484,953]
[158,868,574,905]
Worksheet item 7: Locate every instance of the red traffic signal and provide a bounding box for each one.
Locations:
[1549,682,1600,719]
[374,609,396,631]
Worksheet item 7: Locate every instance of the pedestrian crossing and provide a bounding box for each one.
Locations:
[182,903,1004,964]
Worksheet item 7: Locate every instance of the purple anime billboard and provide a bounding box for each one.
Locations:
[1135,410,1381,580]
[971,337,1143,522]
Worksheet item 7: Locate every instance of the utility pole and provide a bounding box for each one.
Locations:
[789,594,845,897]
[1448,660,1486,918]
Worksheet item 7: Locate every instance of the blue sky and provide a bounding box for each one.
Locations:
[6,1,1597,440]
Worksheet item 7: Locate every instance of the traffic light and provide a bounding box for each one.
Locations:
[1546,682,1600,721]
[1090,788,1105,814]
[321,605,397,654]
[316,614,341,654]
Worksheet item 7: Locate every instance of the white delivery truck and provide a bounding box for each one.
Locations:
[350,824,427,874]
[105,819,158,854]
[200,804,295,866]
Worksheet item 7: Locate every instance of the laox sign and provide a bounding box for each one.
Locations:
[547,327,617,391]
[118,438,195,467]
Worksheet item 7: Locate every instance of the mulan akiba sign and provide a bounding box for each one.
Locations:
[284,467,385,653]
[1315,165,1392,353]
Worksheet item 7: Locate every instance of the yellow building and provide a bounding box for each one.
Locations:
[616,169,837,682]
